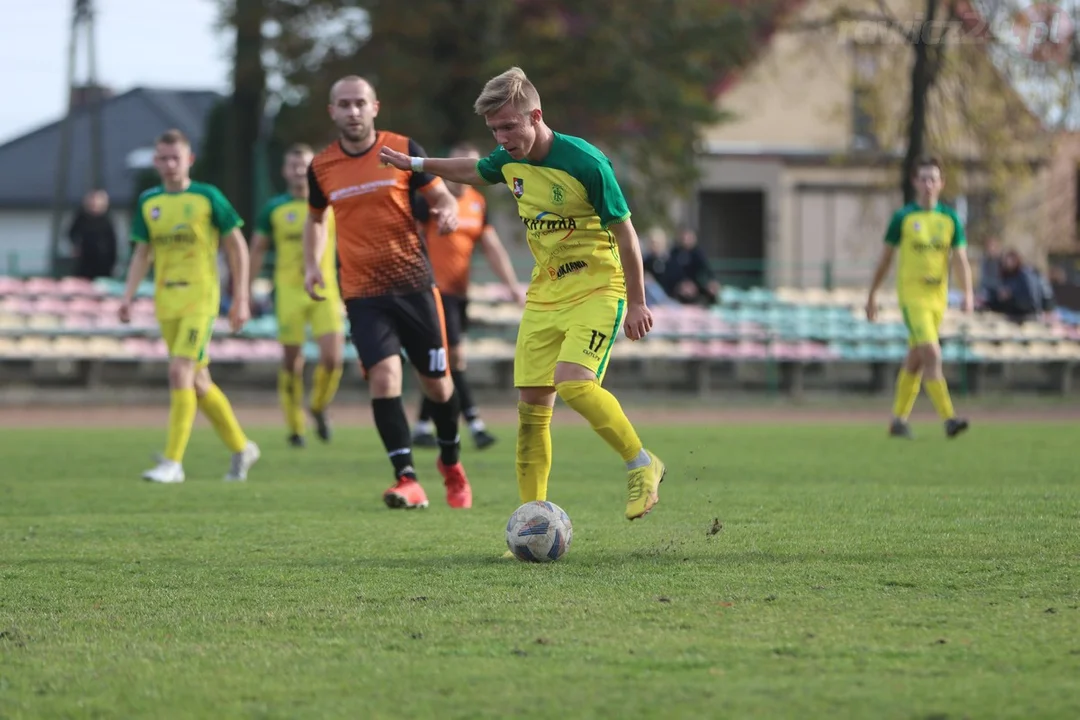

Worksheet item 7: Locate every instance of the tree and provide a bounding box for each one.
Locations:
[786,0,1061,242]
[253,0,788,228]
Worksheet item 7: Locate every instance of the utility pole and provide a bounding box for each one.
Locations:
[49,0,104,277]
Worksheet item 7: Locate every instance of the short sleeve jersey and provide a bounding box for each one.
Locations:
[413,185,490,297]
[884,202,966,306]
[255,194,338,293]
[130,181,242,319]
[307,133,440,299]
[476,132,630,306]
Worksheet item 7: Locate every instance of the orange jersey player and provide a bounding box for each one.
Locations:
[410,142,524,451]
[302,75,472,511]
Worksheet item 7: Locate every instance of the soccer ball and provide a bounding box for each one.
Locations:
[505,501,573,562]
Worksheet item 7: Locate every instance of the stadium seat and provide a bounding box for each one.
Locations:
[57,277,101,296]
[14,336,53,357]
[0,312,23,329]
[0,276,25,295]
[26,314,61,330]
[21,277,61,296]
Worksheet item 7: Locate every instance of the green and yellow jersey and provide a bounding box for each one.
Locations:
[255,194,339,294]
[476,132,630,306]
[884,201,966,307]
[130,181,242,320]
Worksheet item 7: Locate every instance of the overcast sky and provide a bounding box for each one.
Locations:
[1,0,230,145]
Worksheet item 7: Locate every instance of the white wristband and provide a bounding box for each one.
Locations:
[410,156,425,172]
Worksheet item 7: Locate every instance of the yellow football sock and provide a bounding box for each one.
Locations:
[164,389,197,463]
[892,369,922,421]
[310,365,343,412]
[556,380,643,463]
[278,370,306,436]
[198,383,248,453]
[516,402,553,502]
[924,378,956,420]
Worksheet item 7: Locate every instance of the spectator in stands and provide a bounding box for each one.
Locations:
[642,228,674,306]
[67,189,118,279]
[976,236,1003,309]
[658,226,720,306]
[986,249,1054,323]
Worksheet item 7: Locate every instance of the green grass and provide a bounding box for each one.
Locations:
[1,421,1079,719]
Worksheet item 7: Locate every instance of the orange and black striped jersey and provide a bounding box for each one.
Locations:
[414,186,490,297]
[308,132,440,299]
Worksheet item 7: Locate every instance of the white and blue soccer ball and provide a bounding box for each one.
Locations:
[505,501,573,562]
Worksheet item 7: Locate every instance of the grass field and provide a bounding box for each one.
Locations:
[2,417,1079,719]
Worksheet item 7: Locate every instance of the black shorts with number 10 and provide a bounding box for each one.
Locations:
[345,288,450,378]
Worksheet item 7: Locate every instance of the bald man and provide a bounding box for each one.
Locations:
[302,75,473,511]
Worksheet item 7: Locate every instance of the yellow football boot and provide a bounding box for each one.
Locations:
[626,450,665,520]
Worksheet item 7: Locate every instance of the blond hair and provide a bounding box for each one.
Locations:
[473,67,541,116]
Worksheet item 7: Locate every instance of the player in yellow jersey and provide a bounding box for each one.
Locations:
[250,144,345,447]
[120,129,261,483]
[380,67,666,524]
[866,156,974,439]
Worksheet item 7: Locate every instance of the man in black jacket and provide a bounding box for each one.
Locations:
[67,189,118,279]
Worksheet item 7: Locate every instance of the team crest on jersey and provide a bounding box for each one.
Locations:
[286,211,296,223]
[513,178,524,198]
[151,207,161,220]
[912,221,921,231]
[550,183,565,205]
[471,202,482,212]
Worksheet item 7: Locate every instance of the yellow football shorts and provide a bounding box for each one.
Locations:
[901,303,945,347]
[159,315,216,368]
[276,287,344,346]
[513,294,626,387]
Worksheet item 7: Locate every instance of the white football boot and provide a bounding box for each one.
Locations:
[142,459,185,484]
[224,441,261,481]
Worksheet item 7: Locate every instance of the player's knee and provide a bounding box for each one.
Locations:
[422,375,454,403]
[167,359,196,389]
[366,358,402,397]
[316,335,343,370]
[553,361,596,385]
[519,387,557,408]
[281,346,304,373]
[192,368,213,397]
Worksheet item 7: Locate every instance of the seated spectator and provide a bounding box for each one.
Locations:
[976,236,1002,309]
[657,226,721,307]
[642,228,675,306]
[986,249,1054,323]
[67,189,118,280]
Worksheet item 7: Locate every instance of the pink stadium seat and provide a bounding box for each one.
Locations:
[768,342,797,360]
[733,340,768,359]
[0,276,25,295]
[56,277,97,296]
[254,340,283,358]
[89,313,125,331]
[32,297,70,315]
[62,315,95,331]
[705,341,739,359]
[67,297,101,316]
[22,277,61,296]
[4,298,34,315]
[735,322,766,340]
[98,297,123,315]
[0,278,25,297]
[122,337,167,360]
